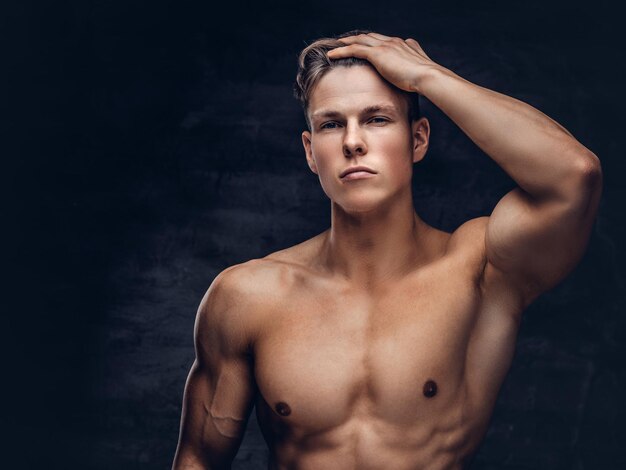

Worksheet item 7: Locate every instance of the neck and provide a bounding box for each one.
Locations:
[320,187,432,287]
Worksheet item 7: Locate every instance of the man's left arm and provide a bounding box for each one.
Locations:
[418,63,603,302]
[329,34,603,303]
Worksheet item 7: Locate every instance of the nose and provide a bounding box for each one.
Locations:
[342,122,367,158]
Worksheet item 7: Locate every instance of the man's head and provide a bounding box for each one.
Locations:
[294,30,421,130]
[294,31,430,214]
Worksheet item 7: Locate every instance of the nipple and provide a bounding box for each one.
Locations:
[275,402,291,416]
[423,380,438,398]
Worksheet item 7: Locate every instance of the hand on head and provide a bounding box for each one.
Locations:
[327,32,441,95]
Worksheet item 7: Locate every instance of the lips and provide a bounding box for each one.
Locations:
[340,166,377,178]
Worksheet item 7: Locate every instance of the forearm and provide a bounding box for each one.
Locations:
[173,439,235,470]
[172,456,212,470]
[172,441,217,470]
[417,66,601,200]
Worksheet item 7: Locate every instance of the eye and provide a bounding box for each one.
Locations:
[320,121,340,130]
[369,116,390,125]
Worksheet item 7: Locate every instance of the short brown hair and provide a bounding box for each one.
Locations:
[294,30,421,129]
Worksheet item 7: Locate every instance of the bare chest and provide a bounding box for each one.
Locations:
[253,267,482,432]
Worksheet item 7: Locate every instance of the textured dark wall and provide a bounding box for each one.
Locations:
[7,0,625,469]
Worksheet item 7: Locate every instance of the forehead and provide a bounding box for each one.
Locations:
[308,65,408,117]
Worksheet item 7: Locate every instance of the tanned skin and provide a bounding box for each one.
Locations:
[172,33,602,469]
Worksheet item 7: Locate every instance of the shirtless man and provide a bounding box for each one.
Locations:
[172,31,603,469]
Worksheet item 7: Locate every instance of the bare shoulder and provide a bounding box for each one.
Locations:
[446,217,527,313]
[206,258,289,300]
[446,216,489,254]
[203,256,296,309]
[195,258,294,351]
[198,234,325,328]
[439,216,490,281]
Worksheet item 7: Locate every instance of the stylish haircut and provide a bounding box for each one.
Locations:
[294,30,421,130]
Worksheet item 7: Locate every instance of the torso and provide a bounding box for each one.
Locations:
[237,217,526,469]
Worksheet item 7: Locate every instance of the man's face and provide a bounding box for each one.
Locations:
[302,65,429,213]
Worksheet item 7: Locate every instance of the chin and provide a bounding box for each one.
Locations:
[331,192,390,215]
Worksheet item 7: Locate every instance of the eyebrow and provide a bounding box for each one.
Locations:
[311,104,400,120]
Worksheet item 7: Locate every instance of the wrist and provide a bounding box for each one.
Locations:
[412,64,455,97]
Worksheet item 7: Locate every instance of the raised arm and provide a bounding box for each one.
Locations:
[173,267,256,470]
[415,65,602,304]
[329,33,603,305]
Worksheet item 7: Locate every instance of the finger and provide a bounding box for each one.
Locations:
[327,44,371,60]
[367,32,393,41]
[337,34,384,47]
[406,38,430,58]
[405,38,423,51]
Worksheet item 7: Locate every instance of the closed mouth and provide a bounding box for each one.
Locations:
[340,166,377,178]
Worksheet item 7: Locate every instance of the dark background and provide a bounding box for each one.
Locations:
[6,0,625,468]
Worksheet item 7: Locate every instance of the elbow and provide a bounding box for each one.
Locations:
[574,151,603,190]
[564,151,603,214]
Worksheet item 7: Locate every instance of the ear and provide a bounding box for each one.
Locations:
[411,117,430,164]
[302,130,318,174]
